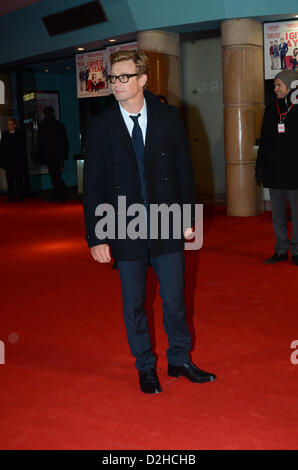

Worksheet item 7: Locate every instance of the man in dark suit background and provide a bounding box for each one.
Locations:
[0,118,26,202]
[36,106,69,203]
[83,50,216,394]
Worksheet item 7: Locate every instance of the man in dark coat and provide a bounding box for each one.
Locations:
[256,70,298,264]
[36,106,69,203]
[83,50,216,394]
[0,118,26,202]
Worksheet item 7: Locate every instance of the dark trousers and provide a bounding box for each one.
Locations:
[5,166,24,201]
[47,160,67,202]
[117,251,191,371]
[269,188,298,256]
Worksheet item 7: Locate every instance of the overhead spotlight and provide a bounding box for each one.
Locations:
[109,39,116,43]
[44,69,49,72]
[77,47,85,51]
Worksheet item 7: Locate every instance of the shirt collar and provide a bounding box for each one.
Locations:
[119,98,147,120]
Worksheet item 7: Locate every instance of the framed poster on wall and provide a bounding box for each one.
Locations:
[35,90,60,122]
[264,20,298,80]
[23,90,61,175]
[76,50,109,99]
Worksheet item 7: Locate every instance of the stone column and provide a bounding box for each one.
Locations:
[221,19,264,216]
[137,30,181,107]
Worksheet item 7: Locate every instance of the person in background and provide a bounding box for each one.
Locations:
[255,70,298,265]
[0,118,26,202]
[279,38,288,70]
[273,41,280,70]
[292,48,298,71]
[269,41,274,70]
[36,106,69,203]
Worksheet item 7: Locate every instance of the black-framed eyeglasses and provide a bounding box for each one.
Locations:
[107,73,139,84]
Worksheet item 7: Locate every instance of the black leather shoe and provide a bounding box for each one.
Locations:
[168,361,216,383]
[292,255,298,265]
[264,253,288,264]
[139,368,162,394]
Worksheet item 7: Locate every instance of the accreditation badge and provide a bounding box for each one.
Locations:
[278,123,285,133]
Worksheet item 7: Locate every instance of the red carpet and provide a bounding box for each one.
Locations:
[0,196,297,450]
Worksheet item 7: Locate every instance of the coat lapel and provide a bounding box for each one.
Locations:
[144,91,163,165]
[110,103,140,174]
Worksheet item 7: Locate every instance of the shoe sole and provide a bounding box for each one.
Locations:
[140,387,162,394]
[168,370,217,383]
[264,259,288,264]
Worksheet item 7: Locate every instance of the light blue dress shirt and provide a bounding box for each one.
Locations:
[119,99,147,144]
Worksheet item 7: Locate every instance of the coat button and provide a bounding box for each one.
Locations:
[163,177,168,182]
[115,159,120,164]
[115,185,120,190]
[161,152,166,157]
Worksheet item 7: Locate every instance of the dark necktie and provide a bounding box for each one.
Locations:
[129,113,144,159]
[129,113,147,200]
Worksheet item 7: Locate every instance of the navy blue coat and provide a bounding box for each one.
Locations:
[83,90,195,261]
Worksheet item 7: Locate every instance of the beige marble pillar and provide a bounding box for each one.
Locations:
[137,30,181,107]
[222,19,264,216]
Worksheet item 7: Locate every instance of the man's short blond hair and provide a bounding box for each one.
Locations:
[110,50,149,76]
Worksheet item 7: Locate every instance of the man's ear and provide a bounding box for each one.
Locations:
[140,74,148,88]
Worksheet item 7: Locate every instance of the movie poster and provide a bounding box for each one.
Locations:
[76,42,138,99]
[264,21,298,80]
[76,49,109,99]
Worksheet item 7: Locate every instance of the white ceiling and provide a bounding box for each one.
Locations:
[0,0,40,17]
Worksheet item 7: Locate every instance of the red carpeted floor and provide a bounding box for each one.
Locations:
[0,195,297,450]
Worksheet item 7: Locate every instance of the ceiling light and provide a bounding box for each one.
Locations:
[109,39,116,42]
[77,47,85,51]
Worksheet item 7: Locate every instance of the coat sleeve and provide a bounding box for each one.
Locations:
[83,118,108,248]
[169,107,196,227]
[256,105,273,177]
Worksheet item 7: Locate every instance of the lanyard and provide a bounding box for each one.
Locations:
[276,100,295,123]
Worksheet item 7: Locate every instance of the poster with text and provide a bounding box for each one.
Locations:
[264,21,298,80]
[76,49,109,99]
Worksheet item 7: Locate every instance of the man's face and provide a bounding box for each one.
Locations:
[274,78,289,99]
[7,120,16,132]
[110,59,147,104]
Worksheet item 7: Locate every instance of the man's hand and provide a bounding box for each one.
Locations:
[91,244,111,263]
[184,227,194,240]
